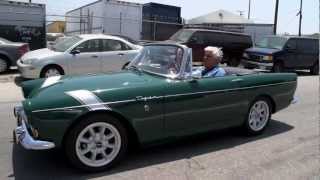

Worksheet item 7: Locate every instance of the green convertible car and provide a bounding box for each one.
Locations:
[14,43,297,171]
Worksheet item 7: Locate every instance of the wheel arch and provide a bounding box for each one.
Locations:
[0,53,12,67]
[40,64,65,77]
[62,110,140,148]
[253,94,276,113]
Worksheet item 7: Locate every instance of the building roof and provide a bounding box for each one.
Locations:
[188,9,254,24]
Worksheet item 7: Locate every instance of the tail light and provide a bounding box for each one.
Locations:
[18,44,30,57]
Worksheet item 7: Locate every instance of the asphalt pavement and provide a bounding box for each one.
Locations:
[0,70,318,180]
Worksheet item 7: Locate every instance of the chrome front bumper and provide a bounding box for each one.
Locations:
[17,59,40,79]
[241,60,274,70]
[13,105,55,150]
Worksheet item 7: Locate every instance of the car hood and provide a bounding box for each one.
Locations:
[245,47,282,55]
[21,48,62,61]
[21,71,164,113]
[23,71,149,98]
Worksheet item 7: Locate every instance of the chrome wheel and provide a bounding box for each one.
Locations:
[44,68,61,78]
[0,58,8,72]
[75,122,122,167]
[248,100,270,132]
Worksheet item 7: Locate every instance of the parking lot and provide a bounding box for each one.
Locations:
[0,70,318,180]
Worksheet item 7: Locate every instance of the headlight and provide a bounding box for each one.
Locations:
[262,55,273,61]
[22,58,37,64]
[243,53,249,59]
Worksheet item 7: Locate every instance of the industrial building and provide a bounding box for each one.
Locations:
[187,10,274,43]
[0,0,46,50]
[46,21,66,33]
[65,0,182,41]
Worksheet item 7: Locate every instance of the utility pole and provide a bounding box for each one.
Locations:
[248,0,251,19]
[273,0,279,35]
[298,0,303,36]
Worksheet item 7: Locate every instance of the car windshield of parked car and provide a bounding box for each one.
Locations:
[170,30,194,43]
[0,37,11,44]
[52,36,83,52]
[129,45,184,77]
[255,36,288,49]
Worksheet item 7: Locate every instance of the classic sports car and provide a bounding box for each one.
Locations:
[13,43,297,172]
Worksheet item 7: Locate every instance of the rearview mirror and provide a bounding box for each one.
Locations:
[70,49,80,55]
[188,37,198,44]
[285,45,296,52]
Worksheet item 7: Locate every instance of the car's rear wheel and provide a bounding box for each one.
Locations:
[40,65,64,78]
[244,97,272,135]
[310,62,319,75]
[65,114,128,172]
[0,58,8,73]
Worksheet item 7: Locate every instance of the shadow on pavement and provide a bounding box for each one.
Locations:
[10,119,294,180]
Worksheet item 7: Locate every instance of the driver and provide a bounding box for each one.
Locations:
[201,46,226,77]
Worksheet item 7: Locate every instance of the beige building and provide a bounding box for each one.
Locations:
[47,21,66,33]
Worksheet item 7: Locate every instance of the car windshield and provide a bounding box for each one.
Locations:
[128,45,184,77]
[255,36,288,49]
[170,30,194,43]
[52,36,83,52]
[0,37,11,44]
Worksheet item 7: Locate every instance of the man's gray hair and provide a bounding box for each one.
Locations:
[205,46,223,61]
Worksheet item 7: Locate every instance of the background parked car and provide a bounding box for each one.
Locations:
[17,34,142,79]
[242,36,319,75]
[0,37,29,73]
[46,33,65,49]
[168,28,253,66]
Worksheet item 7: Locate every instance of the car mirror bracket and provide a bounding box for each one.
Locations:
[70,49,81,55]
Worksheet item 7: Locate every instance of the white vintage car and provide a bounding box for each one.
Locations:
[17,34,142,78]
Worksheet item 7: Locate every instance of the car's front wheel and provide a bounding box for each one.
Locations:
[65,114,128,172]
[244,97,272,135]
[273,62,283,73]
[40,65,64,78]
[0,58,8,73]
[310,62,319,75]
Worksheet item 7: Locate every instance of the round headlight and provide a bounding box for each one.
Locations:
[262,55,273,61]
[243,53,249,59]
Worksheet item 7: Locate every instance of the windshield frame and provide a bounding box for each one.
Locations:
[128,44,190,80]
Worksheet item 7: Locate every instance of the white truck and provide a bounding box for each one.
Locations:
[65,0,143,41]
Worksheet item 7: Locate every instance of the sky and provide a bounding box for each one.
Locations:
[18,0,319,35]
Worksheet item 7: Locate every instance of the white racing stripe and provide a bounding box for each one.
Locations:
[66,90,111,111]
[41,76,61,88]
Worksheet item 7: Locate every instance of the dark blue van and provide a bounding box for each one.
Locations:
[242,36,319,75]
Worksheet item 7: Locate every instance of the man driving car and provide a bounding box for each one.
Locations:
[202,46,226,77]
[192,46,226,77]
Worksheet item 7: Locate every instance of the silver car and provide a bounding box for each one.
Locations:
[17,34,141,78]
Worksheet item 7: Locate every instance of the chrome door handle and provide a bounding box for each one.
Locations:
[118,53,124,56]
[231,78,243,82]
[91,55,98,58]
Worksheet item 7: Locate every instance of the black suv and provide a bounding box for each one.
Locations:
[242,36,319,75]
[168,29,253,66]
